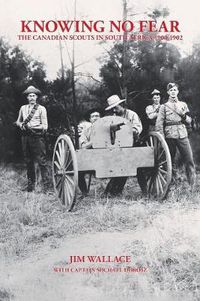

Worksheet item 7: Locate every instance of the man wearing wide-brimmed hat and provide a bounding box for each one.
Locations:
[146,89,161,131]
[104,95,143,196]
[105,95,142,136]
[15,85,49,192]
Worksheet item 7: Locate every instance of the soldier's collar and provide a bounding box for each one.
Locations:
[28,102,37,106]
[169,96,178,103]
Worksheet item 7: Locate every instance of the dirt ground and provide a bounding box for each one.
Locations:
[1,168,200,301]
[1,231,149,301]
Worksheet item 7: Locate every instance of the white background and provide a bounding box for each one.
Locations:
[0,0,199,79]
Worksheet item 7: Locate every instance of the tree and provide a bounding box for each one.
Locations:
[98,6,181,132]
[177,43,200,116]
[0,38,47,161]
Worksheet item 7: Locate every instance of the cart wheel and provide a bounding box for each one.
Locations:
[52,134,78,211]
[144,132,172,199]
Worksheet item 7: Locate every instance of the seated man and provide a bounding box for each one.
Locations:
[78,120,91,137]
[103,95,145,196]
[71,120,90,148]
[78,108,101,194]
[79,109,101,149]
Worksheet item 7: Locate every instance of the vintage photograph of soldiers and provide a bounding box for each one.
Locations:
[0,0,200,300]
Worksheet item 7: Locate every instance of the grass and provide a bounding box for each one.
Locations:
[0,165,200,300]
[0,288,13,301]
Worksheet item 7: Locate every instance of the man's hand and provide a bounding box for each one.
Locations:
[15,121,22,127]
[82,141,92,149]
[25,123,31,129]
[133,128,138,138]
[15,121,26,130]
[181,114,186,121]
[176,107,185,117]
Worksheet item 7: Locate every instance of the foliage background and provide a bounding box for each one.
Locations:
[1,9,200,162]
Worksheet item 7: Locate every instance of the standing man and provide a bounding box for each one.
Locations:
[16,85,49,192]
[105,95,142,137]
[146,89,161,131]
[156,83,196,187]
[104,95,143,195]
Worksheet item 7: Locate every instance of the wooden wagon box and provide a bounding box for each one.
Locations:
[52,116,172,211]
[77,147,154,178]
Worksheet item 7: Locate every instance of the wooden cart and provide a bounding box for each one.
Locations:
[52,116,172,211]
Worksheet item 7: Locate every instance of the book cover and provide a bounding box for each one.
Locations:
[0,0,200,301]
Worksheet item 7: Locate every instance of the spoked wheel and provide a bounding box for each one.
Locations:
[52,134,78,211]
[144,132,172,200]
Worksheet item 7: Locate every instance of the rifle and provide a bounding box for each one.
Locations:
[13,121,29,130]
[13,121,45,136]
[164,103,193,134]
[110,122,125,145]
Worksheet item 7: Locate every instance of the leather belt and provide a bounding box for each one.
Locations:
[22,129,45,137]
[165,121,182,126]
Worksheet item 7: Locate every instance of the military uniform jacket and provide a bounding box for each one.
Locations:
[155,99,191,139]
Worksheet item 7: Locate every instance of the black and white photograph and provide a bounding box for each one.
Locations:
[0,0,200,300]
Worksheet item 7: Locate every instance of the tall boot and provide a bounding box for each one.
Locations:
[27,161,36,192]
[27,178,35,192]
[40,165,50,193]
